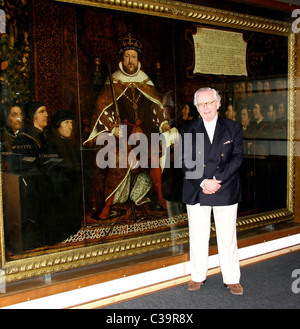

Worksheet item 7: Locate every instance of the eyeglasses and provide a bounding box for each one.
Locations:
[197,100,216,109]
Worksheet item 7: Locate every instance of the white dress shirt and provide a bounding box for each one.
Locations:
[200,114,218,189]
[203,114,218,143]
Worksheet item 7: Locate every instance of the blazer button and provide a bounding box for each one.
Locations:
[217,166,220,169]
[203,164,206,167]
[221,153,224,157]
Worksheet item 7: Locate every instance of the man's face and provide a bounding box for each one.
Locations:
[182,104,190,120]
[122,49,139,74]
[247,82,253,94]
[58,120,73,138]
[9,106,23,132]
[253,103,261,120]
[196,90,220,122]
[162,93,176,121]
[225,105,235,120]
[33,105,48,130]
[267,105,275,120]
[241,108,250,127]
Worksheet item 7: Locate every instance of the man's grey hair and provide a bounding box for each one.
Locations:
[193,87,221,107]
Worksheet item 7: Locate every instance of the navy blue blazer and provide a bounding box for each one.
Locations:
[181,116,243,206]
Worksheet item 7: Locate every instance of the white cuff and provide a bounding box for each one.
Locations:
[200,179,207,189]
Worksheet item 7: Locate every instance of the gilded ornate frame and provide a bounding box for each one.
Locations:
[0,0,295,283]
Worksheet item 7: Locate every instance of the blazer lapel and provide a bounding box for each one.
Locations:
[210,118,226,155]
[212,119,225,145]
[192,118,211,162]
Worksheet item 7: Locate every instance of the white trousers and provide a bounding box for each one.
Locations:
[187,203,240,284]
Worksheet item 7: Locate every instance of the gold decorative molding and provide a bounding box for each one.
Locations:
[54,0,291,35]
[3,227,190,283]
[3,208,293,283]
[287,32,297,214]
[236,209,294,231]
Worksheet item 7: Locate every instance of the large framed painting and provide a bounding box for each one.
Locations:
[0,0,296,282]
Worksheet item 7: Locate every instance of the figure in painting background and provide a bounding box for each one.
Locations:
[162,90,179,125]
[0,102,25,252]
[84,34,171,220]
[276,101,287,138]
[161,92,197,218]
[11,101,49,250]
[263,80,273,110]
[265,99,287,210]
[13,101,49,163]
[182,102,199,122]
[225,104,236,121]
[240,107,254,157]
[245,81,254,111]
[1,102,23,148]
[239,107,255,213]
[161,90,183,218]
[0,102,24,171]
[163,90,198,129]
[267,103,277,123]
[251,101,269,156]
[232,82,248,119]
[44,110,82,245]
[250,100,270,211]
[232,82,240,115]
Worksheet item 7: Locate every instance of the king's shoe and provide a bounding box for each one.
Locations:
[224,283,244,295]
[188,280,206,292]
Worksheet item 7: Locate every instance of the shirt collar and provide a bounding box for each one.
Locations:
[203,113,218,127]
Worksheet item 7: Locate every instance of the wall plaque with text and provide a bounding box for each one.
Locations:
[193,27,248,76]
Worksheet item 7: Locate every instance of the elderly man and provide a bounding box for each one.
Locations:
[84,34,170,219]
[181,87,244,295]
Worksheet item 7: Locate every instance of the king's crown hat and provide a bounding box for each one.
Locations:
[118,33,142,54]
